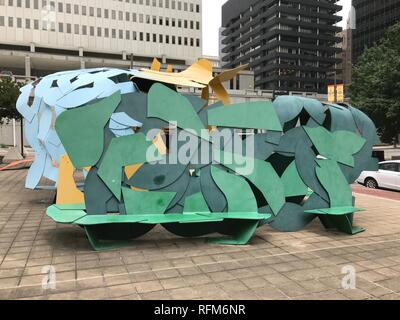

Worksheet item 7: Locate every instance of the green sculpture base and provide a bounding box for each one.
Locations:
[47,204,272,251]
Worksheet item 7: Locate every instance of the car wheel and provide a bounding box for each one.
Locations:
[365,178,378,189]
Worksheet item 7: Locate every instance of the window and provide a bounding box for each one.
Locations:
[0,16,4,26]
[380,163,400,172]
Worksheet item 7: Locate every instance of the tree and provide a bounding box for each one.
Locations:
[350,22,400,146]
[0,76,22,125]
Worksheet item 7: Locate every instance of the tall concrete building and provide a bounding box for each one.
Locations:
[221,0,343,94]
[0,0,202,77]
[341,14,354,89]
[353,0,400,63]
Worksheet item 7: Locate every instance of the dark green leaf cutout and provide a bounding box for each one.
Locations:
[97,133,162,200]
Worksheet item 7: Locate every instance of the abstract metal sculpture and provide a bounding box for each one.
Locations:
[17,59,379,251]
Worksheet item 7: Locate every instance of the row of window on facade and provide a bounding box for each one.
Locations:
[228,46,337,64]
[256,80,322,91]
[227,2,336,30]
[255,69,330,80]
[1,4,200,30]
[0,16,201,47]
[1,0,200,13]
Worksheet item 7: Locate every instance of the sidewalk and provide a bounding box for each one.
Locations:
[0,169,400,300]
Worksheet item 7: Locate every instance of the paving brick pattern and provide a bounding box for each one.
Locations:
[1,169,400,300]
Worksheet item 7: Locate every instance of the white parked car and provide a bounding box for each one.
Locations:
[357,160,400,191]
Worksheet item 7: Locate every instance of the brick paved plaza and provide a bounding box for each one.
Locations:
[0,169,400,300]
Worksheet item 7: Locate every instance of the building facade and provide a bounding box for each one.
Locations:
[341,16,353,89]
[221,0,342,94]
[0,0,202,76]
[353,0,400,64]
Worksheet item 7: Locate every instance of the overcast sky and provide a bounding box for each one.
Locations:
[202,0,352,56]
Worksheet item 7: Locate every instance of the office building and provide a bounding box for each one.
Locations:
[0,0,202,77]
[221,0,343,94]
[353,0,400,63]
[341,16,354,88]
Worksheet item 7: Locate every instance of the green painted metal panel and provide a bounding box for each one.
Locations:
[304,126,366,167]
[148,83,210,141]
[55,91,121,168]
[215,151,285,215]
[183,192,210,213]
[207,101,282,131]
[315,159,353,207]
[122,187,176,215]
[97,133,162,200]
[281,161,308,197]
[211,166,258,213]
[304,207,365,215]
